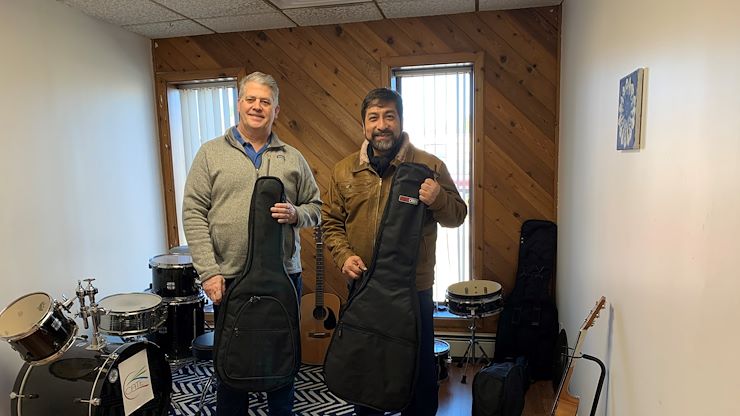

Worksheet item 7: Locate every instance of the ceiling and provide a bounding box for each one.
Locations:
[59,0,561,39]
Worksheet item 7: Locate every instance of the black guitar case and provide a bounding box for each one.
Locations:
[493,219,558,380]
[323,162,432,412]
[214,176,300,392]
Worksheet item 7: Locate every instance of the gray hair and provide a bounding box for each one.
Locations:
[238,71,280,105]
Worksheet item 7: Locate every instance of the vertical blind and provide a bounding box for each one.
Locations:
[393,65,473,302]
[170,83,238,243]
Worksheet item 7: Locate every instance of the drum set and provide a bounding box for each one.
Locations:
[445,279,504,383]
[0,246,207,415]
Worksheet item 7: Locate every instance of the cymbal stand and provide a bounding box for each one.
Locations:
[458,308,490,384]
[76,278,108,350]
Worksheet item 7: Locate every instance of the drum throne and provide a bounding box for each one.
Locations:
[192,331,217,413]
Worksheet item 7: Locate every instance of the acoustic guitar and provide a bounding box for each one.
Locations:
[299,225,342,365]
[550,296,607,416]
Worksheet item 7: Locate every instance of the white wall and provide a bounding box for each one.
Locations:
[559,0,740,414]
[0,0,165,411]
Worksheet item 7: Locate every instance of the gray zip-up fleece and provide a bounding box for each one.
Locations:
[182,127,322,283]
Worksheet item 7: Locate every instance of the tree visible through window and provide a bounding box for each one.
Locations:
[391,64,473,302]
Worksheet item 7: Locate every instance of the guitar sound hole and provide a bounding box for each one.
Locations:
[313,306,327,320]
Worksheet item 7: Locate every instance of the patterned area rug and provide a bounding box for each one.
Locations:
[169,362,400,416]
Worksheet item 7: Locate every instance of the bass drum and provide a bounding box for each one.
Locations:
[11,340,172,416]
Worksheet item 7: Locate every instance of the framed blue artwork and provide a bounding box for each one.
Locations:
[617,68,645,150]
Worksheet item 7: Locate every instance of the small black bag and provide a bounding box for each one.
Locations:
[472,357,529,416]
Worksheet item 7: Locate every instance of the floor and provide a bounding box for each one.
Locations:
[438,362,555,416]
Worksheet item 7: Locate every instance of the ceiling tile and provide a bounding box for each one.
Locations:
[62,0,182,25]
[283,2,382,27]
[123,19,214,38]
[271,0,366,8]
[478,0,560,11]
[376,0,475,19]
[154,0,275,19]
[197,13,297,33]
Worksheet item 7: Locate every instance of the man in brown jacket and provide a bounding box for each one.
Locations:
[322,88,467,415]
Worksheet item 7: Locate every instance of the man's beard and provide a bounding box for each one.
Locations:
[369,131,400,152]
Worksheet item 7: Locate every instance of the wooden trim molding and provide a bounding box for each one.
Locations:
[153,66,245,248]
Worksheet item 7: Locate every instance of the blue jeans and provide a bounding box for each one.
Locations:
[355,289,439,416]
[213,273,302,416]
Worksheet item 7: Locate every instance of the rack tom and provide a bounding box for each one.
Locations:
[446,281,503,318]
[0,292,77,365]
[149,254,199,298]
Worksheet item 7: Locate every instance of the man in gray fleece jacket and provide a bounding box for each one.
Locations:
[182,71,321,416]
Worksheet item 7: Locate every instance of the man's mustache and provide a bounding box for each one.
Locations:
[373,130,394,137]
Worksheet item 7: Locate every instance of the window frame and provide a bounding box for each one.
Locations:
[381,53,485,283]
[154,68,246,248]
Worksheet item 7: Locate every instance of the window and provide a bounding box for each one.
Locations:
[167,79,238,243]
[391,64,473,302]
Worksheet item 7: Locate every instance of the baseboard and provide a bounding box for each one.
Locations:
[434,331,496,359]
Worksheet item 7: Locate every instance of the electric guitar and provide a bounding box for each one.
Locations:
[299,225,342,365]
[550,296,607,416]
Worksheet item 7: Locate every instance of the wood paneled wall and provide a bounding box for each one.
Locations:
[153,7,560,330]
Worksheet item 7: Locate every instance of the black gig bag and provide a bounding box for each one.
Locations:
[323,162,432,412]
[214,176,300,392]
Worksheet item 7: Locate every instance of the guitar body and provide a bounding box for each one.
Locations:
[553,392,579,416]
[300,292,341,365]
[552,369,579,415]
[300,225,342,365]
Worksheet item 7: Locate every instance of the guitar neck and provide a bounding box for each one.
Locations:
[314,226,325,307]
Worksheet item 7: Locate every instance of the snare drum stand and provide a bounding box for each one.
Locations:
[458,308,490,384]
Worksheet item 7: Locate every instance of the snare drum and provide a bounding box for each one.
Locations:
[98,293,167,336]
[0,292,78,365]
[149,254,200,298]
[434,338,451,382]
[10,340,172,416]
[446,281,503,317]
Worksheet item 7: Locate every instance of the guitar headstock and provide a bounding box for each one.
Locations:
[314,225,323,245]
[581,296,606,331]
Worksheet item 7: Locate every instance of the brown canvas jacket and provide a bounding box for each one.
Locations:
[322,133,467,290]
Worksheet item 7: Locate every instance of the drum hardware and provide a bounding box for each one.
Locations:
[74,278,108,350]
[74,398,101,406]
[457,313,491,384]
[8,393,37,400]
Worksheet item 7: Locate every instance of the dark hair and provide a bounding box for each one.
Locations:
[361,88,403,124]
